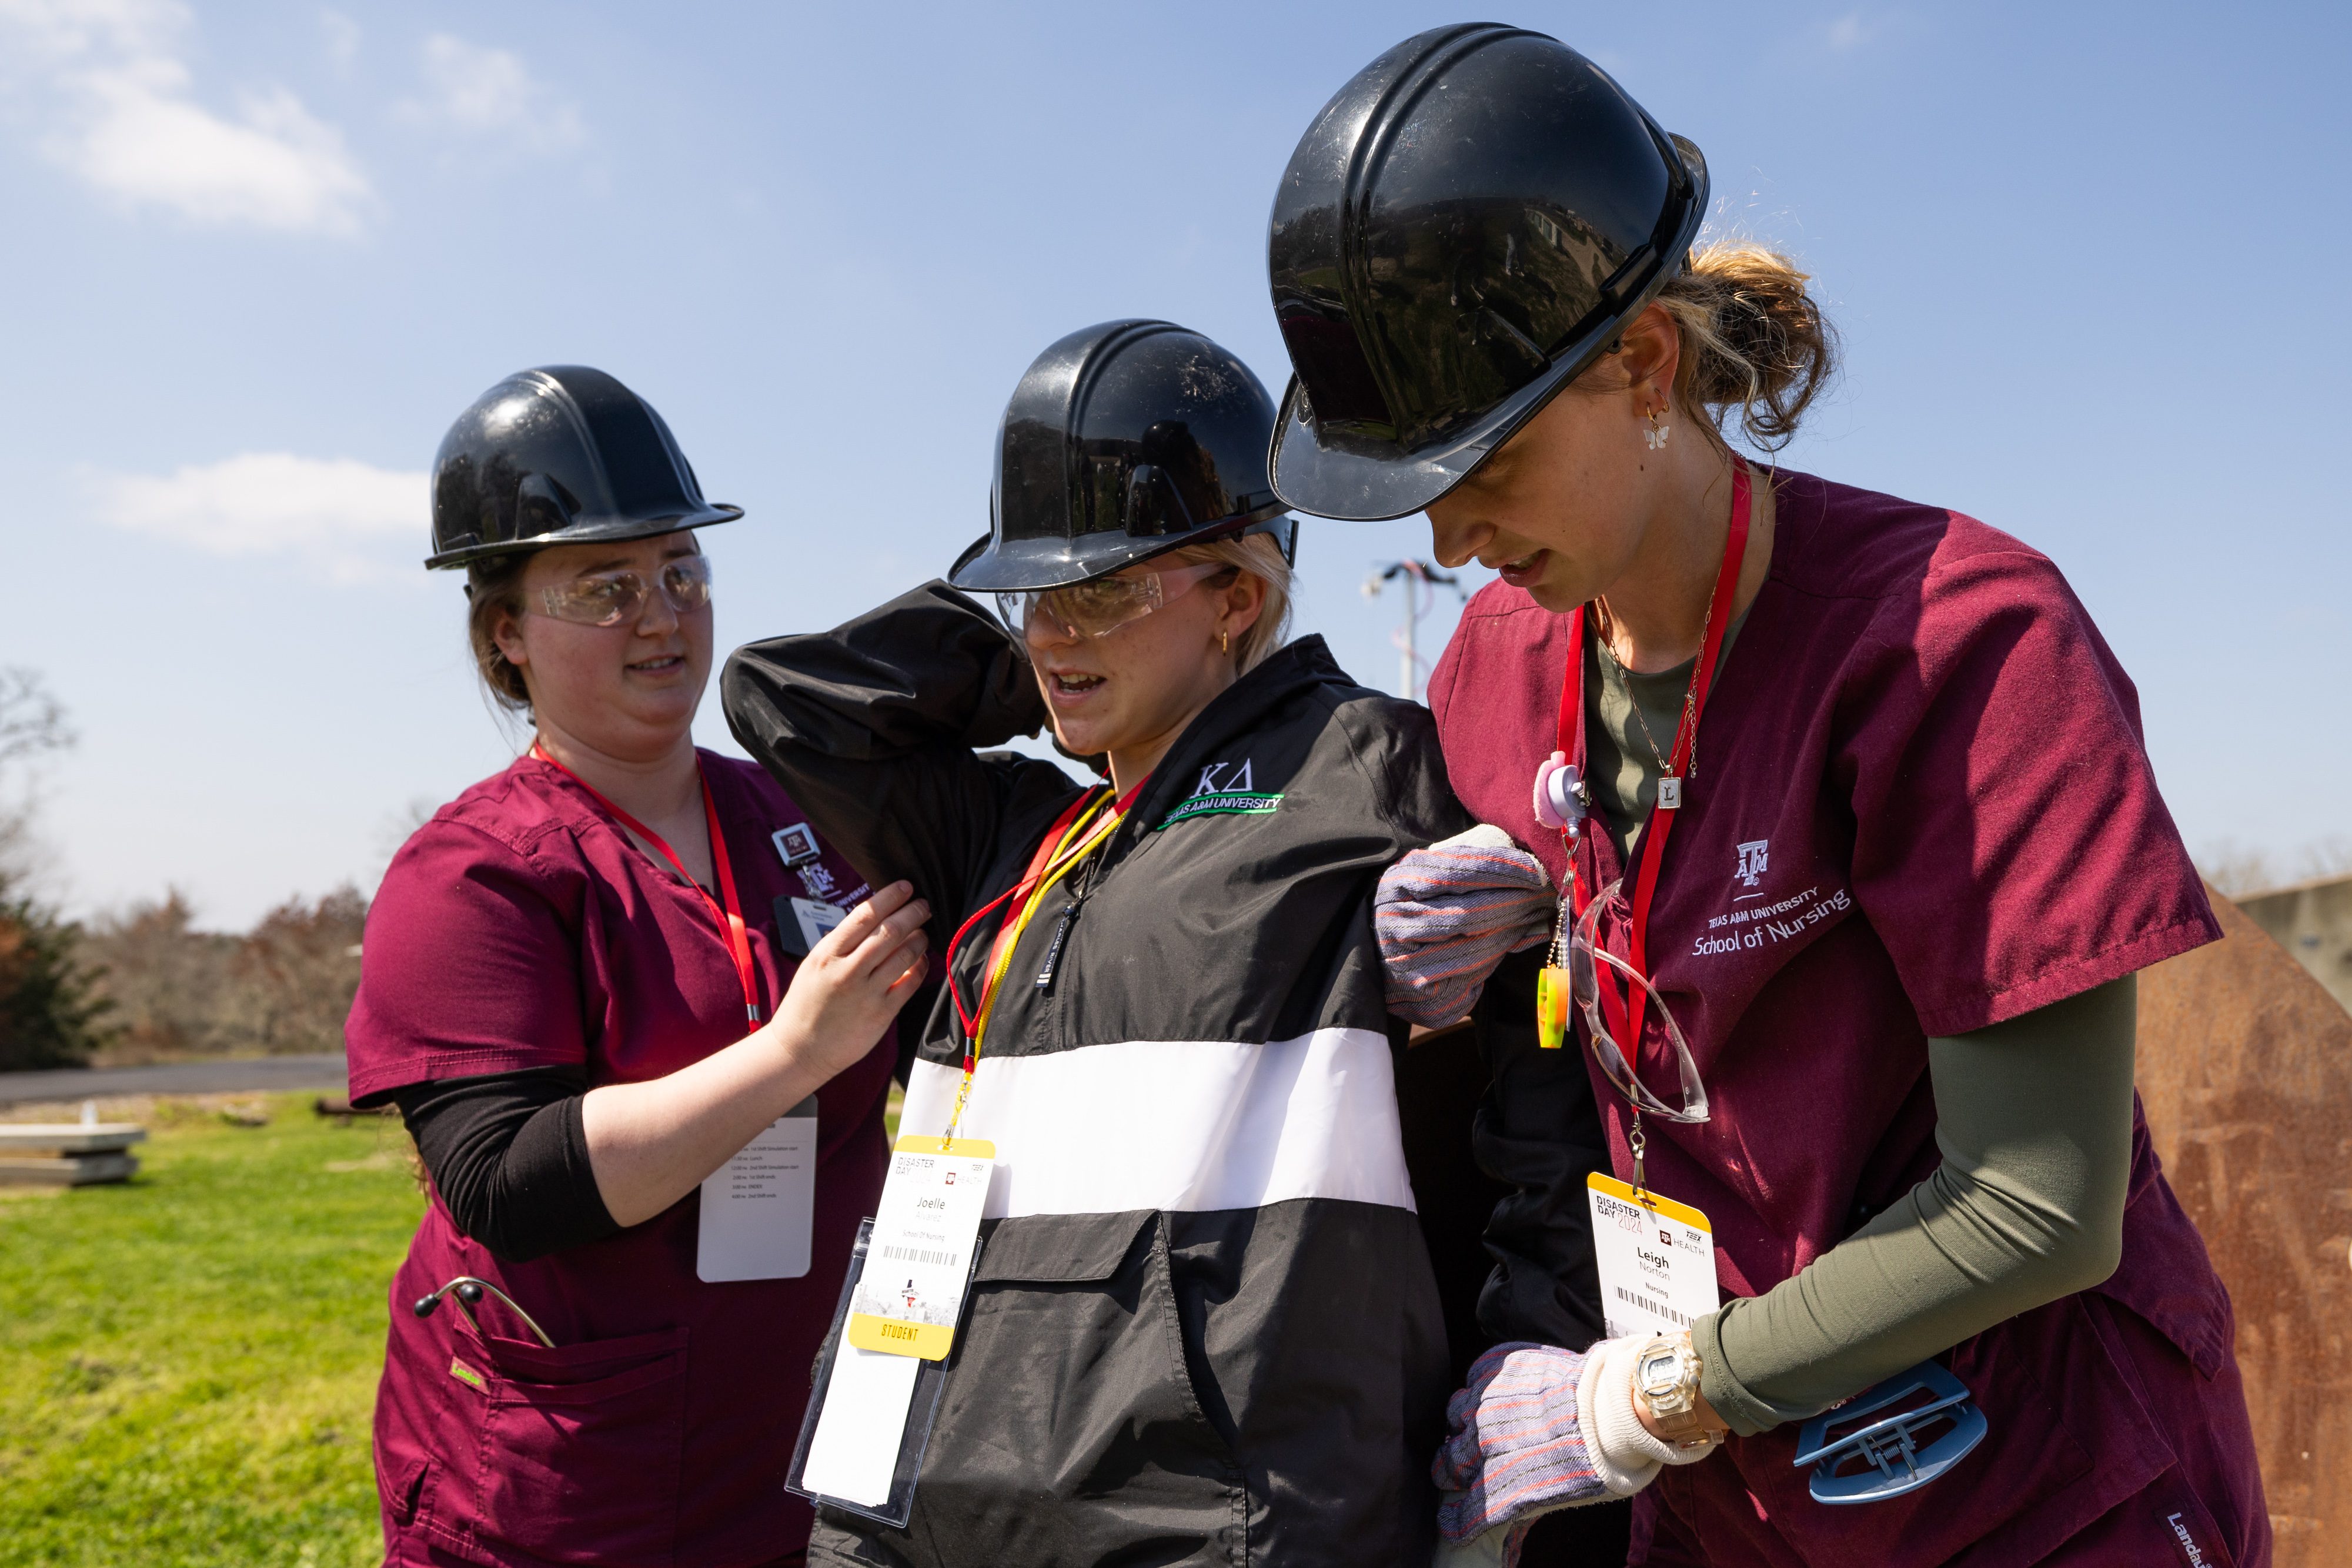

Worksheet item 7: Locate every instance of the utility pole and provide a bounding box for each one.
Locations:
[1362,560,1466,701]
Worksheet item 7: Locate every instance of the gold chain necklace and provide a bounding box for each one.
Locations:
[1593,585,1720,808]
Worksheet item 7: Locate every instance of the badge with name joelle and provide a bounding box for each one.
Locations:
[1587,1172,1720,1339]
[846,1136,995,1359]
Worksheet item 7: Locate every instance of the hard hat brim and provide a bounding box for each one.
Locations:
[423,503,743,570]
[948,508,1294,594]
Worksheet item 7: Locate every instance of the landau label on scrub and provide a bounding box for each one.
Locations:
[845,1136,995,1360]
[1587,1172,1720,1339]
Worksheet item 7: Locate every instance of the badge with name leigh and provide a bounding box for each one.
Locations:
[846,1136,995,1359]
[1587,1172,1719,1339]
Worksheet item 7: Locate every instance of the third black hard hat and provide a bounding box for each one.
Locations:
[427,366,741,569]
[950,320,1296,593]
[1266,24,1709,521]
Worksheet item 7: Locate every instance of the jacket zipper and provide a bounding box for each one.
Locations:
[1033,896,1077,989]
[1036,824,1122,1009]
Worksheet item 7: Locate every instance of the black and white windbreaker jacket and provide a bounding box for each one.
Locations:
[723,584,1471,1568]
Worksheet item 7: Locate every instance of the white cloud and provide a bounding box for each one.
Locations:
[319,8,359,73]
[0,0,372,234]
[397,34,583,158]
[92,453,425,582]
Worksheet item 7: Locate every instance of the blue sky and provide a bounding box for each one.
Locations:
[3,1,2344,928]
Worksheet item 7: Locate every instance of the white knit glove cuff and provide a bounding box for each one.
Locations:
[1579,1337,1666,1496]
[1581,1335,1726,1496]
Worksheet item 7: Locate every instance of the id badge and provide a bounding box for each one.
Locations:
[846,1136,995,1359]
[791,896,846,954]
[696,1094,817,1282]
[1586,1172,1719,1338]
[789,1218,965,1526]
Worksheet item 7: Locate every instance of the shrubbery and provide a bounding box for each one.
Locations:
[81,887,367,1062]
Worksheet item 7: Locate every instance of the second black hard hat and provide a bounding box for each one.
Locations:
[1265,24,1710,521]
[427,366,741,570]
[950,320,1296,593]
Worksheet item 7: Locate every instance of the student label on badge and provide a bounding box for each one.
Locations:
[1587,1172,1719,1338]
[847,1136,995,1360]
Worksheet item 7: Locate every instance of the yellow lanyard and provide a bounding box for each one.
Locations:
[941,791,1131,1138]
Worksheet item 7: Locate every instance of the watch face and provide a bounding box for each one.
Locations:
[1638,1350,1681,1396]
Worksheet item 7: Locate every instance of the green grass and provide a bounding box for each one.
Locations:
[0,1095,426,1567]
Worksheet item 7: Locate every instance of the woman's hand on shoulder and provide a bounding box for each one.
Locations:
[768,881,930,1081]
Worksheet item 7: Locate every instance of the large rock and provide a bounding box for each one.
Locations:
[2139,888,2352,1564]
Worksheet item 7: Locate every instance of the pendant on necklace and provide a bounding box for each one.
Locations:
[1657,775,1683,811]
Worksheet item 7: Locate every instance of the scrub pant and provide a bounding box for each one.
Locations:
[1638,1295,2271,1567]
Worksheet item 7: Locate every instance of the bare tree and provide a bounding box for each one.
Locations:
[2197,840,2279,898]
[2199,835,2352,900]
[223,885,369,1055]
[0,668,73,775]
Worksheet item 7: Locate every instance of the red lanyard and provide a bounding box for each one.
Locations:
[944,776,1147,1071]
[530,743,764,1025]
[1553,466,1750,1061]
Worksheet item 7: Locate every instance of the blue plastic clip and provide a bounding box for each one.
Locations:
[1792,1360,1988,1505]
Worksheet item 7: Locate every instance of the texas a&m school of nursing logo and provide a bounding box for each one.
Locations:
[1735,838,1770,891]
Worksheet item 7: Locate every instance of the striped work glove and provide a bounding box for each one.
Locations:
[1431,1337,1720,1567]
[1377,825,1553,1027]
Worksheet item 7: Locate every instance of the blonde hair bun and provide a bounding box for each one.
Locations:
[1657,240,1838,451]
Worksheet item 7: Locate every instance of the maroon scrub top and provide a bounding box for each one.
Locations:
[347,749,896,1568]
[1429,473,2267,1566]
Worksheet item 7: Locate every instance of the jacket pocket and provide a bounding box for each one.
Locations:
[888,1211,1244,1568]
[445,1325,690,1568]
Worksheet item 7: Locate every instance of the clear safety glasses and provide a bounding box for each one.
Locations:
[995,561,1227,642]
[537,554,713,627]
[1560,880,1709,1124]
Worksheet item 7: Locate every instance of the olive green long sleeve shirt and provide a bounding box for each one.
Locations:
[1585,629,2136,1435]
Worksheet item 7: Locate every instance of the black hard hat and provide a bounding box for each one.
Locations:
[1265,24,1710,521]
[426,366,742,569]
[949,320,1297,593]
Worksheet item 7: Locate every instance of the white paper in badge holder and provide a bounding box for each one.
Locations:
[696,1095,817,1282]
[790,897,847,955]
[800,1340,923,1506]
[1586,1172,1720,1339]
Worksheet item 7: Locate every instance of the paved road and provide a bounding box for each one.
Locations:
[0,1052,348,1105]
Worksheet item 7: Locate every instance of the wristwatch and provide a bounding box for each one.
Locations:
[1633,1334,1721,1450]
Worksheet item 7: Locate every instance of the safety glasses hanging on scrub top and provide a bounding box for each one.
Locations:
[536,554,713,627]
[1539,877,1710,1125]
[995,561,1227,641]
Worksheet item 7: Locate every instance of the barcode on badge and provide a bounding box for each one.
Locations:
[1614,1285,1690,1328]
[878,1243,962,1268]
